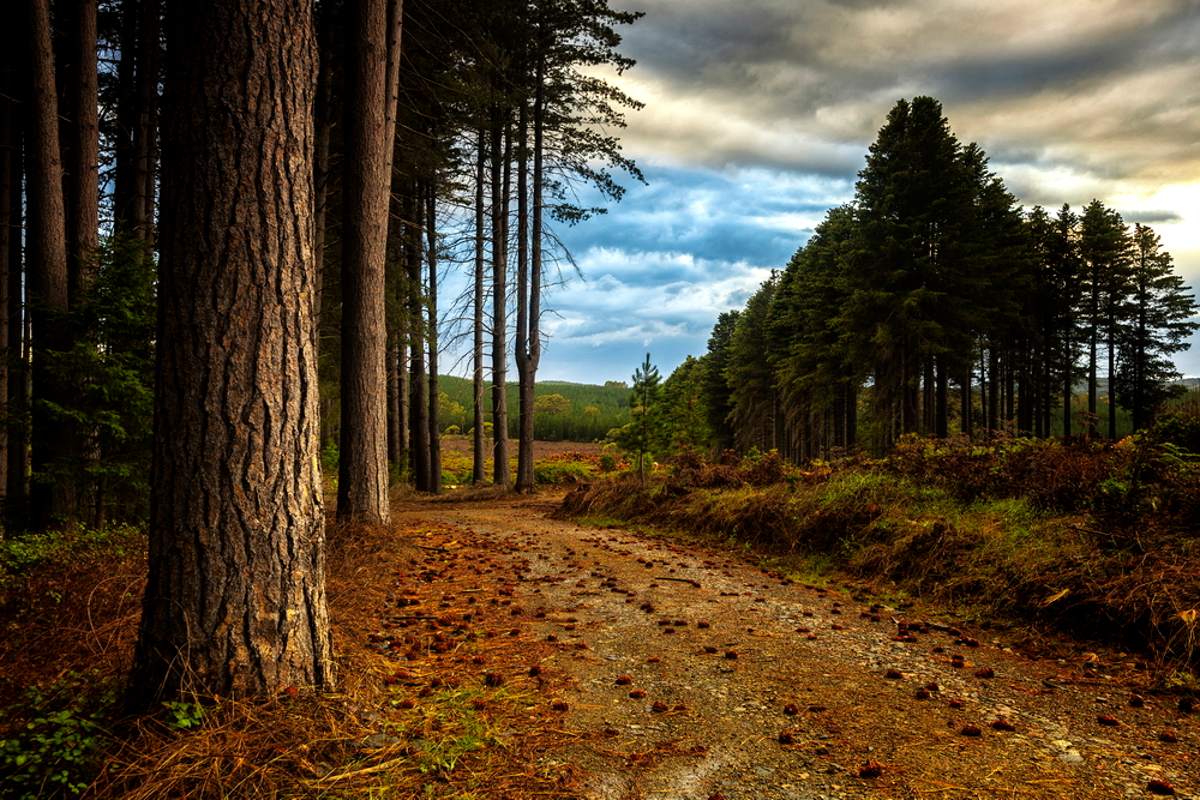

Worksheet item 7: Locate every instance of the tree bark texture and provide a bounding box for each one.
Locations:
[132,0,333,702]
[27,0,75,526]
[337,0,402,524]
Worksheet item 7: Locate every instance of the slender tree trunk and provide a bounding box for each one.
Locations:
[525,55,545,484]
[845,382,857,448]
[0,50,13,523]
[27,0,75,527]
[312,12,333,338]
[113,0,137,233]
[514,100,532,492]
[489,109,509,487]
[58,0,99,307]
[132,0,333,703]
[425,185,440,493]
[960,367,972,437]
[1087,295,1098,437]
[987,348,999,433]
[337,0,401,524]
[1106,320,1117,439]
[135,0,158,248]
[406,187,430,490]
[1062,328,1072,437]
[472,126,485,484]
[387,330,400,465]
[934,356,948,437]
[5,128,24,529]
[0,30,19,523]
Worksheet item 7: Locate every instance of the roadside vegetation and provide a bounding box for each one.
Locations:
[565,415,1200,678]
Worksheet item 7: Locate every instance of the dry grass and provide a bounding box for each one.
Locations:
[560,437,1200,680]
[1,515,586,799]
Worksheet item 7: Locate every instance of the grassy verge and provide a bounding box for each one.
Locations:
[560,432,1200,680]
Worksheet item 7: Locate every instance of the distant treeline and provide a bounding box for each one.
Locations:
[655,97,1198,461]
[437,377,630,441]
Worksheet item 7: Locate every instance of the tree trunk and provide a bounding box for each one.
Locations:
[132,0,333,703]
[337,0,401,524]
[1087,299,1098,437]
[425,184,440,494]
[406,187,430,491]
[472,126,485,485]
[489,110,509,487]
[5,125,24,529]
[934,356,948,437]
[1106,321,1117,439]
[515,100,532,492]
[960,367,972,437]
[27,0,75,527]
[987,348,999,433]
[524,54,545,483]
[58,0,99,307]
[113,0,137,233]
[0,44,14,524]
[312,11,334,339]
[135,0,158,248]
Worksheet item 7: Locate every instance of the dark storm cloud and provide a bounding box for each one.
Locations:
[1121,210,1184,225]
[609,0,1200,182]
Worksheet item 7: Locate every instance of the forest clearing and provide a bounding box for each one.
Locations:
[3,0,1200,797]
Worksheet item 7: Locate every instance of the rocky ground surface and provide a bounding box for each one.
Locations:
[393,493,1198,800]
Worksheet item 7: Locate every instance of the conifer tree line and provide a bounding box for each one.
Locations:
[4,0,640,701]
[682,97,1198,460]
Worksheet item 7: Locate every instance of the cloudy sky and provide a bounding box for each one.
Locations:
[528,0,1200,383]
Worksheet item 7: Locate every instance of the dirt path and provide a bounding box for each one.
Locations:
[395,494,1197,800]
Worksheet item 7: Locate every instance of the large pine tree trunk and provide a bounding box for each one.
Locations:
[337,0,401,524]
[489,110,510,487]
[27,0,75,527]
[472,127,486,485]
[132,0,333,703]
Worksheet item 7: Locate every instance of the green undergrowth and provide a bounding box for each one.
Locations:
[561,430,1200,676]
[0,524,144,594]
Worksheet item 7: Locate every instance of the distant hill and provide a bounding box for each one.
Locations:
[437,376,630,442]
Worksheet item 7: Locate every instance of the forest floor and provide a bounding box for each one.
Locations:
[386,491,1198,800]
[2,484,1196,798]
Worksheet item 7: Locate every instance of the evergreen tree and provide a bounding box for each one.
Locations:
[1114,224,1199,429]
[700,310,740,453]
[612,353,662,480]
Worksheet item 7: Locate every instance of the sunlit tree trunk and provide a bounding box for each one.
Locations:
[337,0,402,523]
